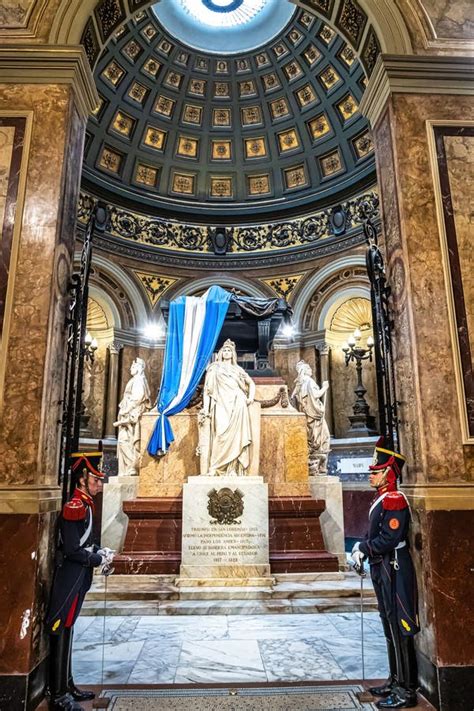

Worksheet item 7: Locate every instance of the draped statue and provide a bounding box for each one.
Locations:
[291,360,330,475]
[114,358,151,476]
[198,339,256,476]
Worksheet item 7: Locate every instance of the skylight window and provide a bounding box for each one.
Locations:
[153,0,295,55]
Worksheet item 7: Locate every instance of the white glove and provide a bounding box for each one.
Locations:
[351,541,361,555]
[97,547,115,565]
[351,550,365,570]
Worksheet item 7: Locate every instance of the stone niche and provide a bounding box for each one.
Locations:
[113,381,340,574]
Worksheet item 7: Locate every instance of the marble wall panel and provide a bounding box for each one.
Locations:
[0,84,85,486]
[434,130,474,441]
[418,0,474,39]
[0,511,54,675]
[374,95,474,485]
[0,0,35,28]
[83,342,107,437]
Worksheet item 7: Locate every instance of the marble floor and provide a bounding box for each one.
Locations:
[72,612,389,686]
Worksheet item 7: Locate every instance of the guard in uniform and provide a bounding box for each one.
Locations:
[351,438,420,709]
[46,451,112,711]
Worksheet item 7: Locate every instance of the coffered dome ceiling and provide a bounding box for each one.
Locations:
[82,0,376,222]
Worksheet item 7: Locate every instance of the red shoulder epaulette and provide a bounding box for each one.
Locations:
[63,498,86,521]
[383,491,408,511]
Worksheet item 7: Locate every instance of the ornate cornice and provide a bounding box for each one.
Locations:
[79,188,379,269]
[360,54,474,128]
[0,45,98,119]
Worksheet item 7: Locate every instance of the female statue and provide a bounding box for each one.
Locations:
[114,358,151,475]
[291,360,330,474]
[200,339,255,476]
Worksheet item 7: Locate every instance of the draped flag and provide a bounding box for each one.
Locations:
[147,285,232,455]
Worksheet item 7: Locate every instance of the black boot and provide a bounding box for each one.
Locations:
[67,629,95,701]
[370,621,399,697]
[49,629,84,710]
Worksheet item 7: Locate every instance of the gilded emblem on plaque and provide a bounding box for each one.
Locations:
[216,59,229,73]
[262,73,280,93]
[211,140,232,161]
[277,129,300,153]
[303,44,321,67]
[255,52,269,68]
[319,66,341,90]
[122,40,141,62]
[320,150,344,177]
[319,24,336,44]
[352,131,374,158]
[188,78,206,96]
[101,60,125,86]
[284,164,307,190]
[337,94,359,121]
[214,82,230,99]
[210,177,233,198]
[208,488,244,525]
[135,163,158,187]
[241,106,262,126]
[248,174,271,196]
[295,84,317,109]
[99,146,123,174]
[213,108,231,127]
[269,98,290,121]
[177,136,199,159]
[283,60,303,82]
[144,126,166,151]
[153,95,175,118]
[164,70,183,90]
[238,80,257,97]
[308,113,330,140]
[111,111,135,137]
[142,58,161,78]
[157,39,173,56]
[339,45,356,67]
[141,23,157,42]
[182,104,203,126]
[244,137,266,159]
[175,50,189,66]
[128,81,148,104]
[171,172,195,195]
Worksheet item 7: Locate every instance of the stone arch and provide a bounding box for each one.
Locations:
[293,255,368,331]
[85,252,149,329]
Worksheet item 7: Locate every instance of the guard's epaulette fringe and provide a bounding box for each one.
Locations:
[383,491,408,511]
[63,498,86,521]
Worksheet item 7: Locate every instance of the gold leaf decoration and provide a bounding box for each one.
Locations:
[262,274,304,300]
[133,272,178,308]
[330,297,372,333]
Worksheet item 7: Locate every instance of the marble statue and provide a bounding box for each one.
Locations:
[114,358,151,476]
[291,360,330,475]
[198,339,256,476]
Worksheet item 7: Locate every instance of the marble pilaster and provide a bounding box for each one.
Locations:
[361,54,474,709]
[0,48,97,708]
[104,342,122,438]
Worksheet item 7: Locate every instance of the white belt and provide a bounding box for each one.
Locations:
[395,541,406,549]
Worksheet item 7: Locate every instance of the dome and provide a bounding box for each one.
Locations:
[82,2,375,222]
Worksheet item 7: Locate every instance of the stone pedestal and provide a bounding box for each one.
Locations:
[177,475,272,586]
[309,475,346,569]
[101,475,139,551]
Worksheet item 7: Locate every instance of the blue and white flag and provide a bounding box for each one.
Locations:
[147,285,231,455]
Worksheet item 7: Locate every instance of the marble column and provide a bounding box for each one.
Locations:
[104,342,122,438]
[360,54,474,711]
[0,48,97,710]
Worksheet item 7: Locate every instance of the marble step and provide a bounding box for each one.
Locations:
[86,578,372,601]
[81,596,378,616]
